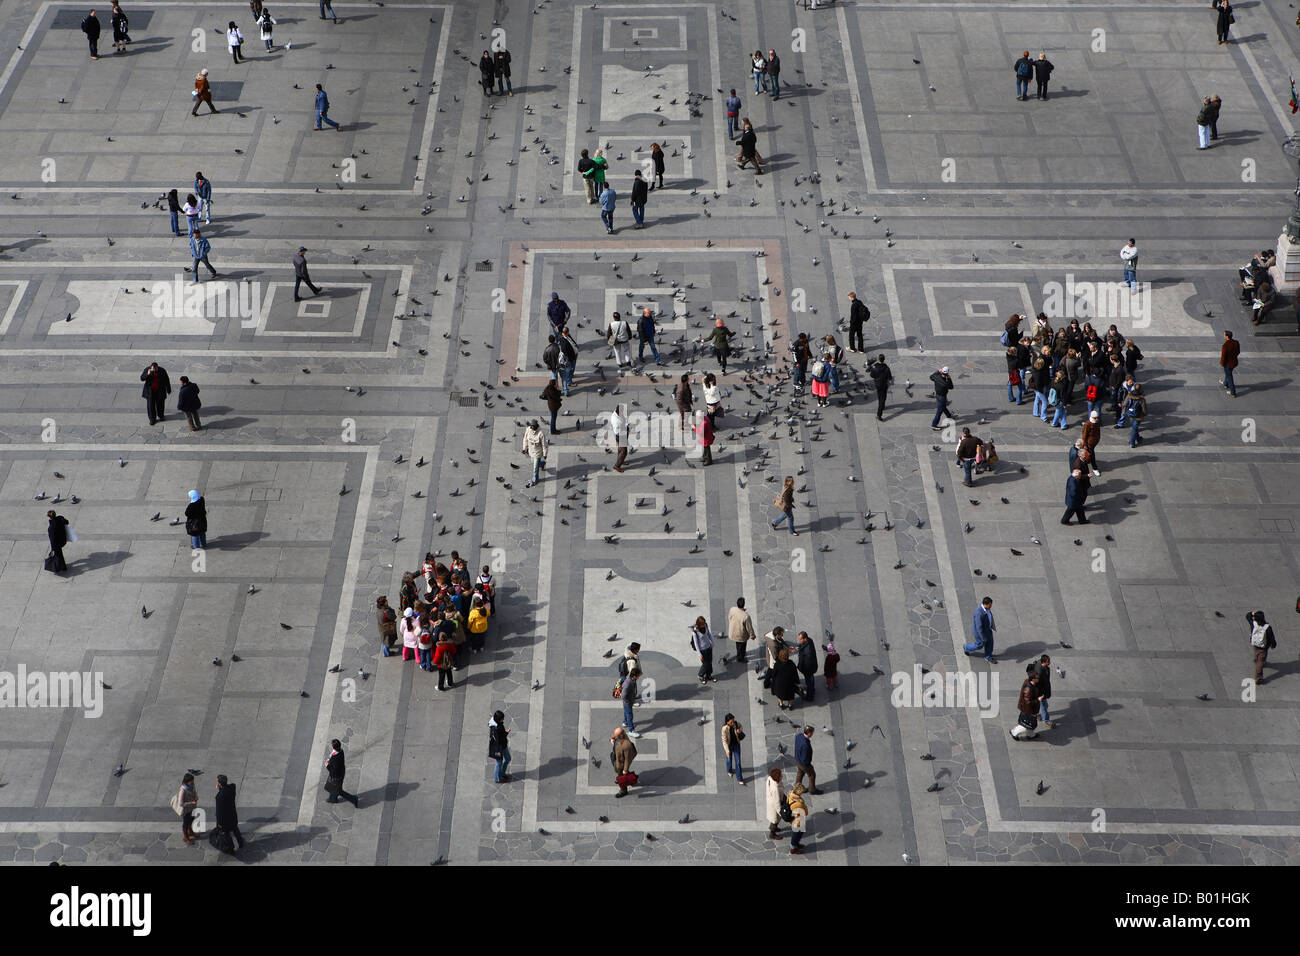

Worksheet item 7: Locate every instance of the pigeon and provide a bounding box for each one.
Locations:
[926,782,942,792]
[1010,548,1023,556]
[247,585,257,595]
[212,658,222,666]
[1030,536,1042,546]
[678,814,690,824]
[113,764,126,777]
[280,623,292,630]
[871,665,884,676]
[920,753,935,761]
[564,805,575,814]
[532,680,541,691]
[187,769,204,776]
[230,655,242,662]
[1196,693,1211,701]
[141,606,150,618]
[328,664,341,673]
[1059,640,1073,649]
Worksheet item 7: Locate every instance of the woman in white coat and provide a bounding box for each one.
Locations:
[226,21,244,63]
[765,767,784,840]
[257,8,276,51]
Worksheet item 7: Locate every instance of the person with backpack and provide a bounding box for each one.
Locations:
[617,666,642,740]
[809,353,831,408]
[1121,383,1146,447]
[929,366,955,429]
[847,291,869,352]
[612,726,638,796]
[868,353,892,421]
[577,149,597,204]
[489,711,511,783]
[823,334,844,394]
[1249,610,1276,684]
[257,7,276,50]
[637,306,662,365]
[606,310,632,369]
[1013,51,1034,100]
[433,629,457,690]
[789,333,810,394]
[558,326,578,395]
[721,713,746,785]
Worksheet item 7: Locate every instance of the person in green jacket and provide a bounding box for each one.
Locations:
[584,148,608,199]
[699,317,736,375]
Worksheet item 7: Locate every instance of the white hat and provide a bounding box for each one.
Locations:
[1089,410,1099,421]
[403,607,415,618]
[940,366,949,374]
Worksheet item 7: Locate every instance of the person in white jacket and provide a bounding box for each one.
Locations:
[521,419,548,488]
[1119,238,1138,292]
[226,21,244,63]
[690,615,715,684]
[765,767,784,840]
[606,311,632,369]
[257,8,275,50]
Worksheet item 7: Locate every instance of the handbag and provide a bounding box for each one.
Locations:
[779,795,794,823]
[67,528,77,543]
[324,777,341,795]
[44,551,57,572]
[185,518,200,535]
[1008,368,1021,386]
[169,791,185,816]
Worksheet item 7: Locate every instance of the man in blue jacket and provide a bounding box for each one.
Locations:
[190,229,217,282]
[964,596,997,662]
[314,83,341,131]
[1061,468,1089,526]
[637,306,663,365]
[599,183,617,233]
[547,291,570,337]
[193,171,212,224]
[793,726,821,794]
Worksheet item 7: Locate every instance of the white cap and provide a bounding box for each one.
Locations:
[940,366,949,374]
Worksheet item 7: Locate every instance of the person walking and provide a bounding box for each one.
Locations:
[1215,0,1233,44]
[630,169,648,229]
[541,379,562,434]
[929,365,955,429]
[650,142,665,189]
[598,181,617,233]
[700,316,735,375]
[494,48,513,96]
[547,291,571,337]
[1011,666,1041,740]
[189,229,217,282]
[1061,468,1089,525]
[1122,382,1146,447]
[765,767,785,839]
[1081,409,1102,474]
[193,172,212,224]
[1049,367,1069,430]
[314,83,341,130]
[433,628,457,688]
[847,291,869,352]
[767,49,782,100]
[177,375,202,431]
[1014,50,1033,100]
[140,361,171,425]
[185,489,208,549]
[724,89,742,141]
[1248,610,1276,684]
[214,775,245,852]
[181,193,201,236]
[319,0,336,22]
[727,596,757,663]
[257,7,276,50]
[605,310,632,369]
[612,726,638,796]
[521,419,548,487]
[489,711,511,782]
[558,326,578,395]
[793,725,821,794]
[1219,329,1240,397]
[692,409,714,465]
[376,595,398,657]
[46,510,70,574]
[81,9,102,59]
[227,21,244,63]
[823,641,841,691]
[1033,52,1054,99]
[636,306,663,365]
[721,713,746,785]
[964,596,997,662]
[1196,96,1213,150]
[772,646,799,709]
[175,773,199,843]
[868,354,892,420]
[1209,94,1222,140]
[702,369,720,420]
[477,51,495,95]
[293,246,321,300]
[771,475,797,535]
[610,404,629,472]
[796,631,818,702]
[191,69,218,115]
[751,50,768,93]
[110,2,128,53]
[166,189,182,235]
[690,615,715,683]
[787,783,810,855]
[1031,654,1056,729]
[956,427,981,487]
[323,739,359,806]
[577,149,597,204]
[736,118,763,173]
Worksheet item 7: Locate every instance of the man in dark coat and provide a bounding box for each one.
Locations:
[1033,53,1054,100]
[630,169,649,229]
[542,334,561,382]
[177,376,202,431]
[929,366,954,429]
[81,9,102,59]
[140,362,171,425]
[47,510,70,573]
[796,631,818,702]
[766,49,782,100]
[214,775,245,851]
[324,739,359,806]
[493,48,513,95]
[1061,468,1089,525]
[547,291,571,336]
[1031,655,1055,729]
[847,291,869,352]
[793,725,821,794]
[868,354,892,421]
[293,246,321,301]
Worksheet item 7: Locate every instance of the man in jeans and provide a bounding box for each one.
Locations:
[1031,655,1056,729]
[618,672,642,739]
[929,365,954,429]
[767,50,782,100]
[1119,237,1138,290]
[293,246,321,301]
[314,83,341,131]
[598,182,617,233]
[721,714,746,785]
[724,88,742,141]
[793,725,821,794]
[1219,329,1240,397]
[637,306,662,365]
[190,229,217,282]
[558,326,578,395]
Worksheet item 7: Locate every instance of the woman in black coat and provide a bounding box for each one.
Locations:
[771,646,800,709]
[167,189,182,236]
[185,490,207,549]
[1215,1,1232,44]
[650,142,665,190]
[478,51,495,95]
[47,510,70,573]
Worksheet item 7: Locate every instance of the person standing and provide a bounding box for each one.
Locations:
[763,626,788,688]
[177,375,202,431]
[521,419,548,488]
[46,510,70,574]
[630,169,648,229]
[541,379,562,434]
[1033,52,1054,99]
[650,142,665,189]
[547,291,571,337]
[637,307,662,366]
[140,361,171,425]
[586,148,609,202]
[692,409,714,465]
[771,475,797,535]
[767,49,782,100]
[191,69,218,115]
[1081,409,1102,474]
[293,246,321,300]
[1209,94,1222,140]
[314,83,341,131]
[1196,96,1213,150]
[166,189,182,235]
[376,595,398,657]
[494,48,513,95]
[790,332,810,393]
[793,725,821,794]
[478,51,495,95]
[823,335,844,394]
[189,229,217,282]
[612,726,638,796]
[598,181,617,233]
[110,2,128,53]
[823,641,840,691]
[176,773,199,844]
[185,489,208,549]
[489,711,511,783]
[765,767,785,839]
[1061,468,1089,526]
[1219,329,1240,397]
[736,118,763,173]
[319,0,336,21]
[618,656,641,737]
[772,646,799,709]
[433,628,456,688]
[193,172,212,224]
[721,714,746,785]
[1215,0,1233,44]
[868,354,892,421]
[787,783,810,855]
[558,326,578,395]
[323,739,358,806]
[956,427,981,487]
[1119,238,1138,291]
[929,365,955,429]
[1122,382,1145,447]
[751,50,768,93]
[214,775,245,852]
[81,9,102,59]
[610,404,629,472]
[1013,51,1033,100]
[796,631,818,702]
[727,596,757,663]
[577,149,597,204]
[181,193,201,236]
[257,7,276,50]
[605,311,632,368]
[964,596,997,662]
[700,316,735,375]
[847,291,869,352]
[690,615,715,683]
[724,89,742,141]
[1248,610,1276,684]
[227,21,244,63]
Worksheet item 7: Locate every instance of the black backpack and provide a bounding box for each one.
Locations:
[617,656,629,679]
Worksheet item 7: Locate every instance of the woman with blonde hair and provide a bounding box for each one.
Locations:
[771,475,797,535]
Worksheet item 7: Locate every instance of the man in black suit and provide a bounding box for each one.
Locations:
[847,291,869,352]
[214,775,245,851]
[868,354,892,421]
[324,739,359,806]
[140,362,171,425]
[47,510,70,573]
[1033,53,1054,100]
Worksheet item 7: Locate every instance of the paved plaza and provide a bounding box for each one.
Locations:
[0,0,1299,867]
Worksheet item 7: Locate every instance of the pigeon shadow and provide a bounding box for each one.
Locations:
[214,531,269,550]
[68,549,131,574]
